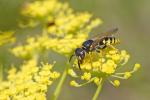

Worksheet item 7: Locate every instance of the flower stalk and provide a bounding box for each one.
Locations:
[92,81,103,100]
[52,69,67,100]
[52,62,70,100]
[0,64,3,81]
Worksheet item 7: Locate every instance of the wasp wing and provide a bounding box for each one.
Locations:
[91,28,118,40]
[90,28,118,50]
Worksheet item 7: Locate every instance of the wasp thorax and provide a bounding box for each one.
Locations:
[82,40,94,52]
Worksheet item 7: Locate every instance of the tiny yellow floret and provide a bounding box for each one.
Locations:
[94,77,101,86]
[70,80,79,87]
[124,72,132,79]
[68,69,77,77]
[133,63,141,71]
[114,80,120,87]
[81,72,91,81]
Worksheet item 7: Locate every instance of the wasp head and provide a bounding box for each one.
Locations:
[75,48,86,69]
[75,48,85,62]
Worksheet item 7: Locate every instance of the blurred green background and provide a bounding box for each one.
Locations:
[0,0,150,100]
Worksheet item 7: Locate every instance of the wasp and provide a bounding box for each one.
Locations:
[69,28,120,69]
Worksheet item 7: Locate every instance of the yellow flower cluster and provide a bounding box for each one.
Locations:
[0,0,141,100]
[0,31,15,46]
[68,48,141,87]
[21,0,102,35]
[12,0,102,58]
[0,59,60,100]
[22,0,69,18]
[11,33,88,59]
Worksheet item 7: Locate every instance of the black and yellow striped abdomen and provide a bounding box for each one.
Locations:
[98,36,120,49]
[103,36,120,45]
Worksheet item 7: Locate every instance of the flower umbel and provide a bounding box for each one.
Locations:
[69,48,141,87]
[0,31,15,46]
[12,0,102,59]
[0,0,141,100]
[0,59,60,100]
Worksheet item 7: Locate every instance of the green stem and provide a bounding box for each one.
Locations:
[0,64,3,81]
[52,66,68,100]
[92,82,103,100]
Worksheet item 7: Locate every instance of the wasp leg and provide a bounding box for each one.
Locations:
[95,47,100,53]
[96,45,106,49]
[95,47,103,71]
[96,50,100,53]
[69,54,75,62]
[78,60,81,70]
[107,45,119,53]
[107,45,116,49]
[99,50,103,71]
[89,52,93,69]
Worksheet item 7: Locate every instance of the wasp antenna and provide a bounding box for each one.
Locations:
[69,54,75,62]
[110,28,118,33]
[78,60,81,70]
[114,27,118,31]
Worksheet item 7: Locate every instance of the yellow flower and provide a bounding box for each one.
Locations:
[133,63,141,71]
[69,47,141,88]
[81,72,91,81]
[50,71,60,79]
[1,0,141,99]
[70,80,79,87]
[94,77,101,86]
[0,31,15,46]
[35,93,46,100]
[111,54,121,62]
[0,59,60,99]
[101,63,115,74]
[68,69,78,77]
[124,72,132,79]
[101,60,116,74]
[113,80,120,87]
[13,0,102,60]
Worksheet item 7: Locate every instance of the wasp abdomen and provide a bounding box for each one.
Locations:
[96,36,120,50]
[110,37,120,44]
[102,36,120,45]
